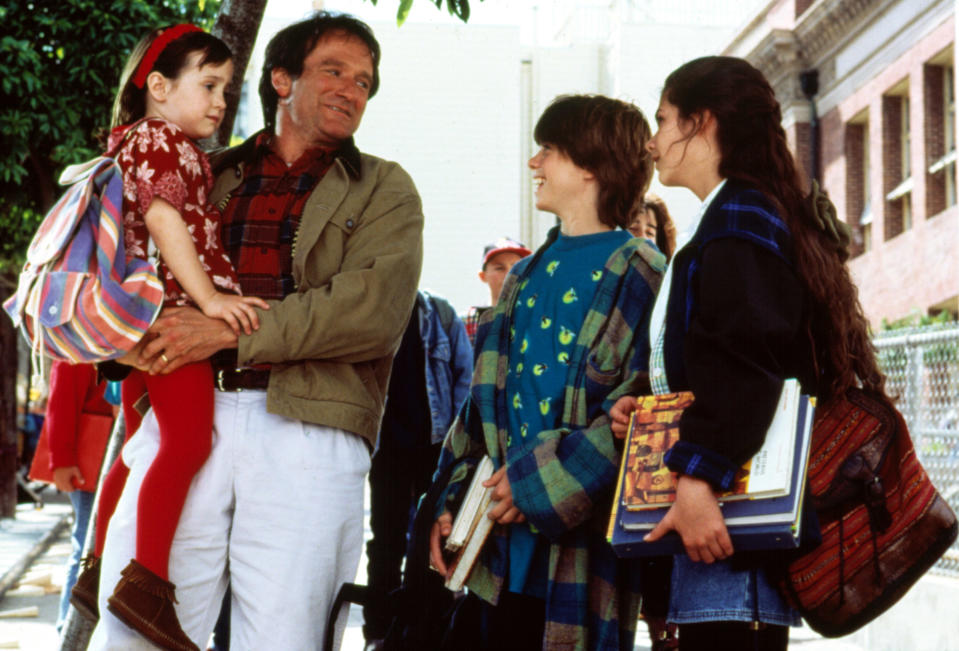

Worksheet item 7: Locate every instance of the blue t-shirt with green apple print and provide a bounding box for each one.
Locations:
[504,228,631,597]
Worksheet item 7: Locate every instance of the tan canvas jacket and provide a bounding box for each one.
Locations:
[209,136,424,448]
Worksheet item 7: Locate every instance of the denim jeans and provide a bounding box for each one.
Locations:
[668,555,800,627]
[58,489,96,631]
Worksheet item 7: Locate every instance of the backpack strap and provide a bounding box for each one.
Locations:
[424,291,456,341]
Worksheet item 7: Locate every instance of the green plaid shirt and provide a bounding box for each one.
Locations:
[433,227,665,650]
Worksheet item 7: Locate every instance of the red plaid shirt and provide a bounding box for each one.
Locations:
[219,133,336,301]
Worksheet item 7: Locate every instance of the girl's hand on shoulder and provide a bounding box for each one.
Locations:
[610,395,639,438]
[52,466,83,492]
[644,475,733,563]
[201,293,270,335]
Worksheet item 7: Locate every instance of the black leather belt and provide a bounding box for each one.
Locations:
[214,368,270,391]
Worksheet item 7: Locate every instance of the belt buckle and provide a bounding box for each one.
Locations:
[216,369,237,392]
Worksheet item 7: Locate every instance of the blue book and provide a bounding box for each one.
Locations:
[608,383,814,557]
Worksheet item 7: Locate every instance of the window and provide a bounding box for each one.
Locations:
[883,87,912,239]
[926,61,957,215]
[946,67,956,206]
[861,133,873,252]
[845,115,871,255]
[901,96,911,179]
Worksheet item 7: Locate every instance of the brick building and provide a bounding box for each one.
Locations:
[724,0,959,326]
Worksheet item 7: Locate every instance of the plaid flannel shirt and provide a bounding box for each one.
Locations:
[433,227,664,650]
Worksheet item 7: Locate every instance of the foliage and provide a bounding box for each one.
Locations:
[880,309,956,332]
[0,0,220,284]
[366,0,477,25]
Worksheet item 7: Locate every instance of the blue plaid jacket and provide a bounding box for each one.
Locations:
[432,227,664,650]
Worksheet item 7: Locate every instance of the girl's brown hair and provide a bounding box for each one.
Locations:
[534,95,653,229]
[635,193,677,260]
[112,28,232,128]
[662,56,884,401]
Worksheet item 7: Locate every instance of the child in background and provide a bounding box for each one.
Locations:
[68,25,268,651]
[463,237,532,346]
[44,362,114,635]
[627,194,677,261]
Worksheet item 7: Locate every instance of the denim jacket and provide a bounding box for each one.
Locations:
[418,291,473,444]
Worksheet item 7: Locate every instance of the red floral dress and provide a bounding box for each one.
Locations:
[108,119,241,307]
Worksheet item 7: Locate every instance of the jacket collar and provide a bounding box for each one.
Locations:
[211,130,362,181]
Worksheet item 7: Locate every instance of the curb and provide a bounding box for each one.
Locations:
[0,512,71,602]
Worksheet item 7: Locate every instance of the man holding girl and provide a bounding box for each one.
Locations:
[90,12,423,651]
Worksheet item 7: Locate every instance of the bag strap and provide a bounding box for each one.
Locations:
[322,455,465,651]
[322,583,373,651]
[105,117,152,158]
[423,291,457,341]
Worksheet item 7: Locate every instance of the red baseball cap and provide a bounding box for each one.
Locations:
[482,237,532,268]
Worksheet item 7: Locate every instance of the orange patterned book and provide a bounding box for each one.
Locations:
[621,385,799,511]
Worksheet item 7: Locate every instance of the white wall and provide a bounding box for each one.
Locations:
[360,22,524,312]
[237,0,768,312]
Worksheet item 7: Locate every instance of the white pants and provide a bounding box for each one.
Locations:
[89,390,370,650]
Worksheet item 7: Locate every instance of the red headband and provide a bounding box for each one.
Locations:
[132,24,204,88]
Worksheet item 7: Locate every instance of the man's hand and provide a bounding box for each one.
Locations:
[610,395,639,438]
[429,512,453,577]
[644,475,734,563]
[52,466,83,492]
[484,465,526,525]
[139,306,238,374]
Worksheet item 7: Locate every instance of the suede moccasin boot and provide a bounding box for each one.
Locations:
[106,559,199,651]
[69,555,101,623]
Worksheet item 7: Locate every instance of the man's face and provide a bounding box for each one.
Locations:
[278,31,375,148]
[479,251,525,304]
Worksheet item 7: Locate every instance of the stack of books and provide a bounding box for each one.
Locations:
[443,456,495,591]
[607,379,814,556]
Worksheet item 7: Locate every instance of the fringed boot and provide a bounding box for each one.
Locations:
[70,555,102,622]
[106,559,199,651]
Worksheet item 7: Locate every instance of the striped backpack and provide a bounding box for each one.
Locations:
[3,141,164,364]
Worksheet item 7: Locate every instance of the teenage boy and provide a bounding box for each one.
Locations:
[428,95,663,650]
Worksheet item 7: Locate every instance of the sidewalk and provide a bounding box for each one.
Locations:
[0,490,72,650]
[0,486,873,650]
[0,493,72,602]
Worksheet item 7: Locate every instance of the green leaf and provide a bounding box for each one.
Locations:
[396,0,414,26]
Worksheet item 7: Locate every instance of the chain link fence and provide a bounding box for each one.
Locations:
[874,322,959,578]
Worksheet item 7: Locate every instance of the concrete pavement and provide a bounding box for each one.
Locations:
[0,484,892,651]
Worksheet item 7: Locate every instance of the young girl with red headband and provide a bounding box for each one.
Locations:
[69,25,267,651]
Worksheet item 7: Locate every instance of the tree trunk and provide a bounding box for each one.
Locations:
[212,0,269,146]
[0,286,18,518]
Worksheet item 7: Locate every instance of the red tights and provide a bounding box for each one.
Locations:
[93,363,213,580]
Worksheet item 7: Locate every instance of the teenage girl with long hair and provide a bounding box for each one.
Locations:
[69,25,267,651]
[610,56,884,650]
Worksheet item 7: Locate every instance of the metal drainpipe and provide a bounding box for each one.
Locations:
[800,69,820,185]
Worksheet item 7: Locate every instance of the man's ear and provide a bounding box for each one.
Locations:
[478,270,487,284]
[271,68,293,98]
[145,71,169,103]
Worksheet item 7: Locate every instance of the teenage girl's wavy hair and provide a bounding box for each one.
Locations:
[112,28,232,128]
[534,94,653,229]
[662,56,885,401]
